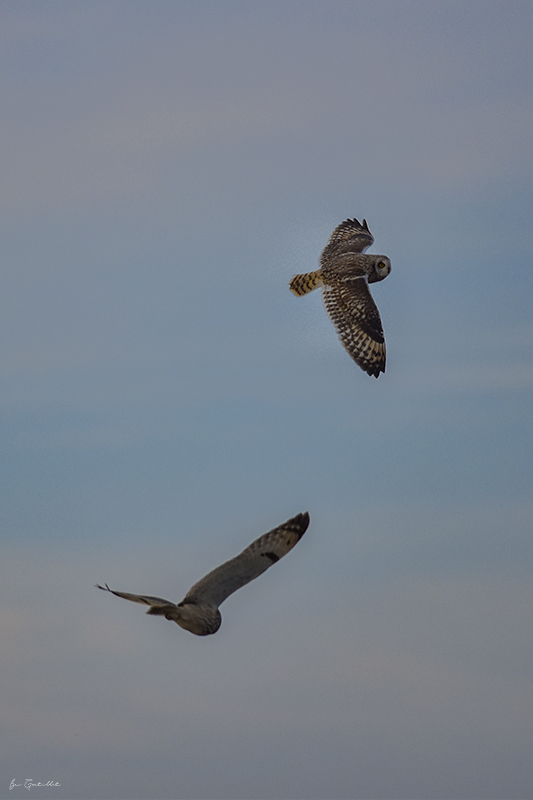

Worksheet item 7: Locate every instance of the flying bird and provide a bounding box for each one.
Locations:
[290,217,391,377]
[96,512,309,636]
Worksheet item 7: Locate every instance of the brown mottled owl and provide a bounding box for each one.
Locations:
[290,218,391,377]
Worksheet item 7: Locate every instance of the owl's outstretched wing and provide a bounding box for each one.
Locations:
[322,277,386,377]
[182,512,309,609]
[321,217,374,260]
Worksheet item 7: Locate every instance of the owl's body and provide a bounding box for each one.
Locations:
[290,218,391,377]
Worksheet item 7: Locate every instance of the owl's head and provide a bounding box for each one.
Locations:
[368,255,391,284]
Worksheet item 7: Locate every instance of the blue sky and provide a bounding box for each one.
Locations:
[1,1,533,798]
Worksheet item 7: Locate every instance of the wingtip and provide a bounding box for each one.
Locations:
[369,365,384,378]
[344,217,369,231]
[363,366,385,379]
[289,511,310,535]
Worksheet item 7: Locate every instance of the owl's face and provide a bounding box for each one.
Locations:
[367,255,391,284]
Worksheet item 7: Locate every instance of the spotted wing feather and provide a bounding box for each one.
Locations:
[182,512,309,609]
[321,217,374,261]
[322,277,386,377]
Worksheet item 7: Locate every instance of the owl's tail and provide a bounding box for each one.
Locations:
[289,270,323,296]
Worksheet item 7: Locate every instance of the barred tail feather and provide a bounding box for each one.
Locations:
[289,271,323,296]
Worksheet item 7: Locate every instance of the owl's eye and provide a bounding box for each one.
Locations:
[378,261,386,270]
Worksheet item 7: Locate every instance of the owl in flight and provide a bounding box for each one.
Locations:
[96,512,309,636]
[290,218,391,377]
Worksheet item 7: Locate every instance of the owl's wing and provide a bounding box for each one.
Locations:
[96,583,175,608]
[322,277,386,377]
[182,512,309,609]
[324,217,374,255]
